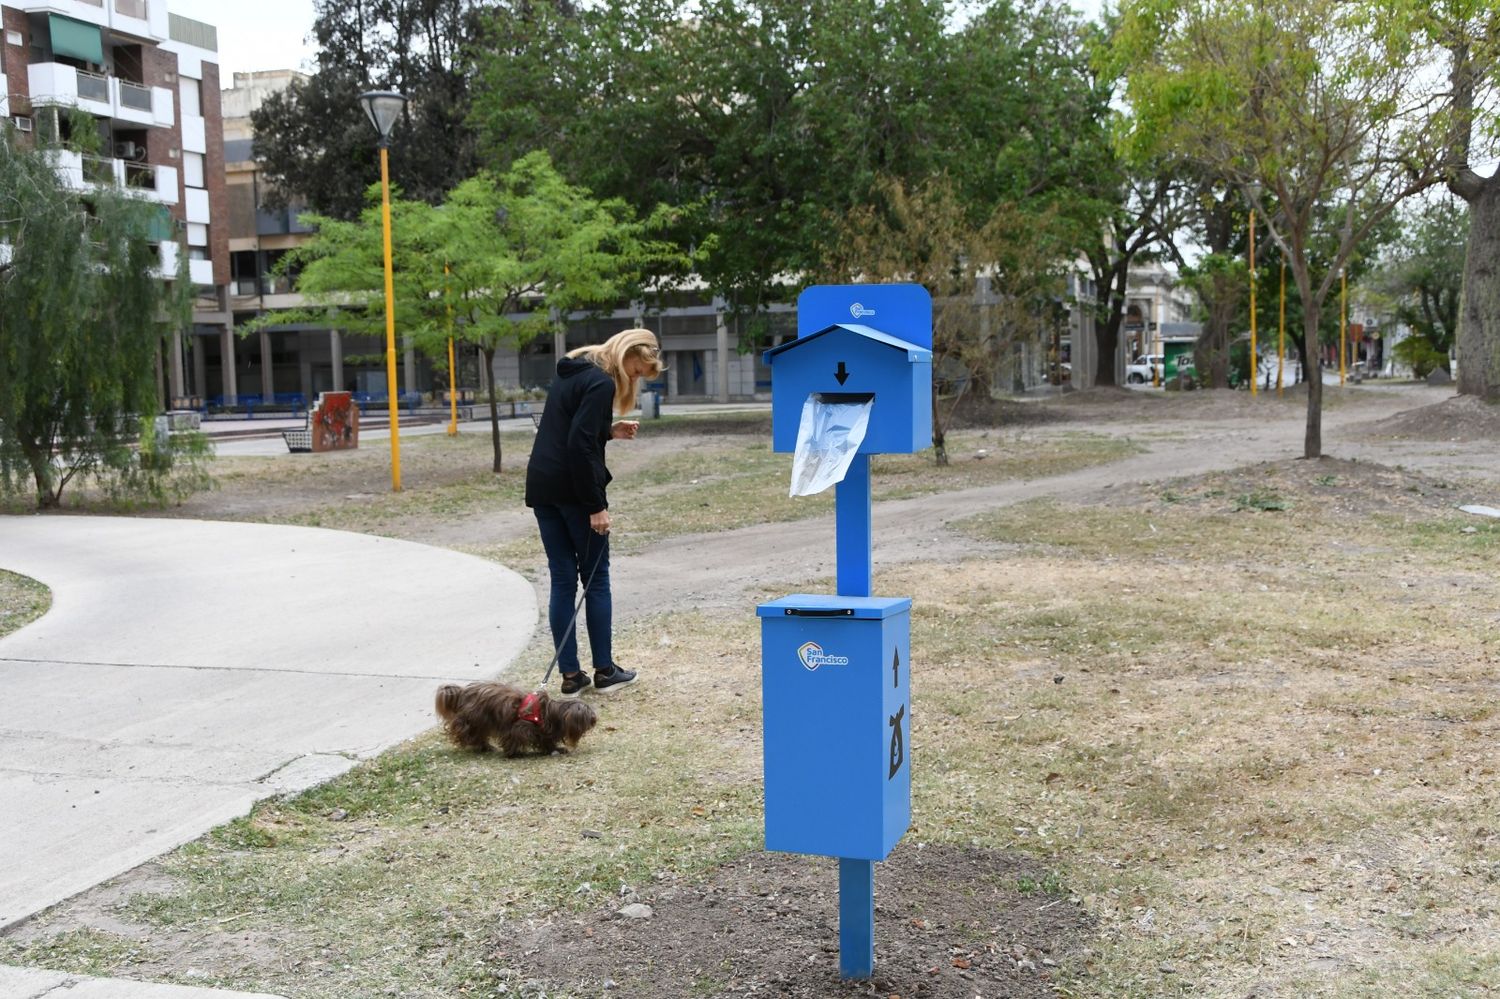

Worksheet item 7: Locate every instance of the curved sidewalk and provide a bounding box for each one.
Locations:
[0,516,536,940]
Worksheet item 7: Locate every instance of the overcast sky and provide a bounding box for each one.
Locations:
[168,0,319,84]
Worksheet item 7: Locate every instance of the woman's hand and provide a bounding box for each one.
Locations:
[590,509,611,535]
[611,420,640,440]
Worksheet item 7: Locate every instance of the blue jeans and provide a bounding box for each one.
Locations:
[533,504,611,675]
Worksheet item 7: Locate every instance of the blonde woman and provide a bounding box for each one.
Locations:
[525,328,664,696]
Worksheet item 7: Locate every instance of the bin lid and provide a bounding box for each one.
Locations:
[756,594,912,620]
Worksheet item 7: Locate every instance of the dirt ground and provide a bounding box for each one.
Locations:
[504,845,1090,999]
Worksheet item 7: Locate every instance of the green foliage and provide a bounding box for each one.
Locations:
[1113,0,1453,456]
[1371,196,1468,367]
[818,174,1071,462]
[1233,488,1287,512]
[262,151,684,472]
[1393,335,1450,379]
[470,0,1114,329]
[249,0,485,220]
[0,134,206,509]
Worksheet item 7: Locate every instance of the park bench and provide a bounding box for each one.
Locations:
[208,392,307,419]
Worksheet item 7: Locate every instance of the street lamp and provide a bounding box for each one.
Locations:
[358,89,408,491]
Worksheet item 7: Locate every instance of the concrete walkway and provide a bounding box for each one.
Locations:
[0,517,537,996]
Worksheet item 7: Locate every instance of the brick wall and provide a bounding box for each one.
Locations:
[200,60,228,286]
[2,6,32,114]
[142,43,183,228]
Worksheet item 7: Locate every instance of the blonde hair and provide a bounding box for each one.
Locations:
[567,327,665,415]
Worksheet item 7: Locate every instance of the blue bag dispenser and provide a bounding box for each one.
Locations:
[756,283,931,980]
[763,284,933,457]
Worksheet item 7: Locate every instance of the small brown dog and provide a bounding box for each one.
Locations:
[435,681,597,757]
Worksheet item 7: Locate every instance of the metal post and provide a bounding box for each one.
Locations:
[379,145,402,491]
[715,297,730,403]
[834,450,874,978]
[446,262,457,435]
[1344,264,1356,384]
[1277,262,1285,395]
[838,858,875,979]
[835,453,872,600]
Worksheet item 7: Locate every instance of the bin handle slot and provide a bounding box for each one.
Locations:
[783,608,855,617]
[813,392,874,405]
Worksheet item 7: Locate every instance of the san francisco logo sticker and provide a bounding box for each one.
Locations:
[797,641,850,671]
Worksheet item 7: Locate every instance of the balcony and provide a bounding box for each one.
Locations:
[152,238,180,280]
[9,3,107,30]
[26,63,175,128]
[28,63,111,118]
[43,148,177,204]
[123,160,179,205]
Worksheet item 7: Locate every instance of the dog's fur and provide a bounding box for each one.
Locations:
[434,681,597,757]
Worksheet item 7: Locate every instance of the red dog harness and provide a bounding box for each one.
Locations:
[518,692,544,727]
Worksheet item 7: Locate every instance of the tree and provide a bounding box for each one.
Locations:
[1423,0,1500,398]
[0,133,205,509]
[471,0,1112,344]
[1369,195,1468,375]
[250,0,487,220]
[1116,0,1456,457]
[819,175,1069,464]
[269,153,682,472]
[432,153,685,472]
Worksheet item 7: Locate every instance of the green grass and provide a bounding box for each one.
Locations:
[0,569,50,639]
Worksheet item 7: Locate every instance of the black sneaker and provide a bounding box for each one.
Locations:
[591,663,638,693]
[559,671,592,697]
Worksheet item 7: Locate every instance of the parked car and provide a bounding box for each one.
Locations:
[1126,354,1163,384]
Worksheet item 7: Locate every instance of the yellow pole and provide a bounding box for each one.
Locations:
[1344,268,1356,384]
[379,145,402,491]
[1277,261,1286,396]
[445,262,457,436]
[1249,209,1257,396]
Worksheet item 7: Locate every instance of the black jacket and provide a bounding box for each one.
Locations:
[524,357,614,512]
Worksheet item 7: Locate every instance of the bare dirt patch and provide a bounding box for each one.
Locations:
[503,845,1090,999]
[1357,393,1500,442]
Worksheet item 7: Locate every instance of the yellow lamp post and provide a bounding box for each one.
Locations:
[445,261,458,436]
[358,89,408,492]
[1277,261,1286,396]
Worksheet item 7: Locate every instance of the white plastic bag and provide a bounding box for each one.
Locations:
[788,394,873,497]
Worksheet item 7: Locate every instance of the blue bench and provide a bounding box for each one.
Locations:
[206,393,307,418]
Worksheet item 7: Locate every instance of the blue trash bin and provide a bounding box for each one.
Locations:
[756,594,911,861]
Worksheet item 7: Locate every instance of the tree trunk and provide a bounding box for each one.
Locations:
[1455,177,1500,399]
[482,347,503,474]
[1093,263,1128,388]
[930,387,948,466]
[1302,313,1323,458]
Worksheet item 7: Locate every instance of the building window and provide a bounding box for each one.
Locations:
[183,151,205,188]
[180,77,202,118]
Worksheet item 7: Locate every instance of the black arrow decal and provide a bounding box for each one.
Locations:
[835,361,850,385]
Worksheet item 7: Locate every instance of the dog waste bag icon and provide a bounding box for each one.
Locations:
[888,705,905,780]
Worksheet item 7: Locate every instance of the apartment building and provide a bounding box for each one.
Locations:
[0,0,226,404]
